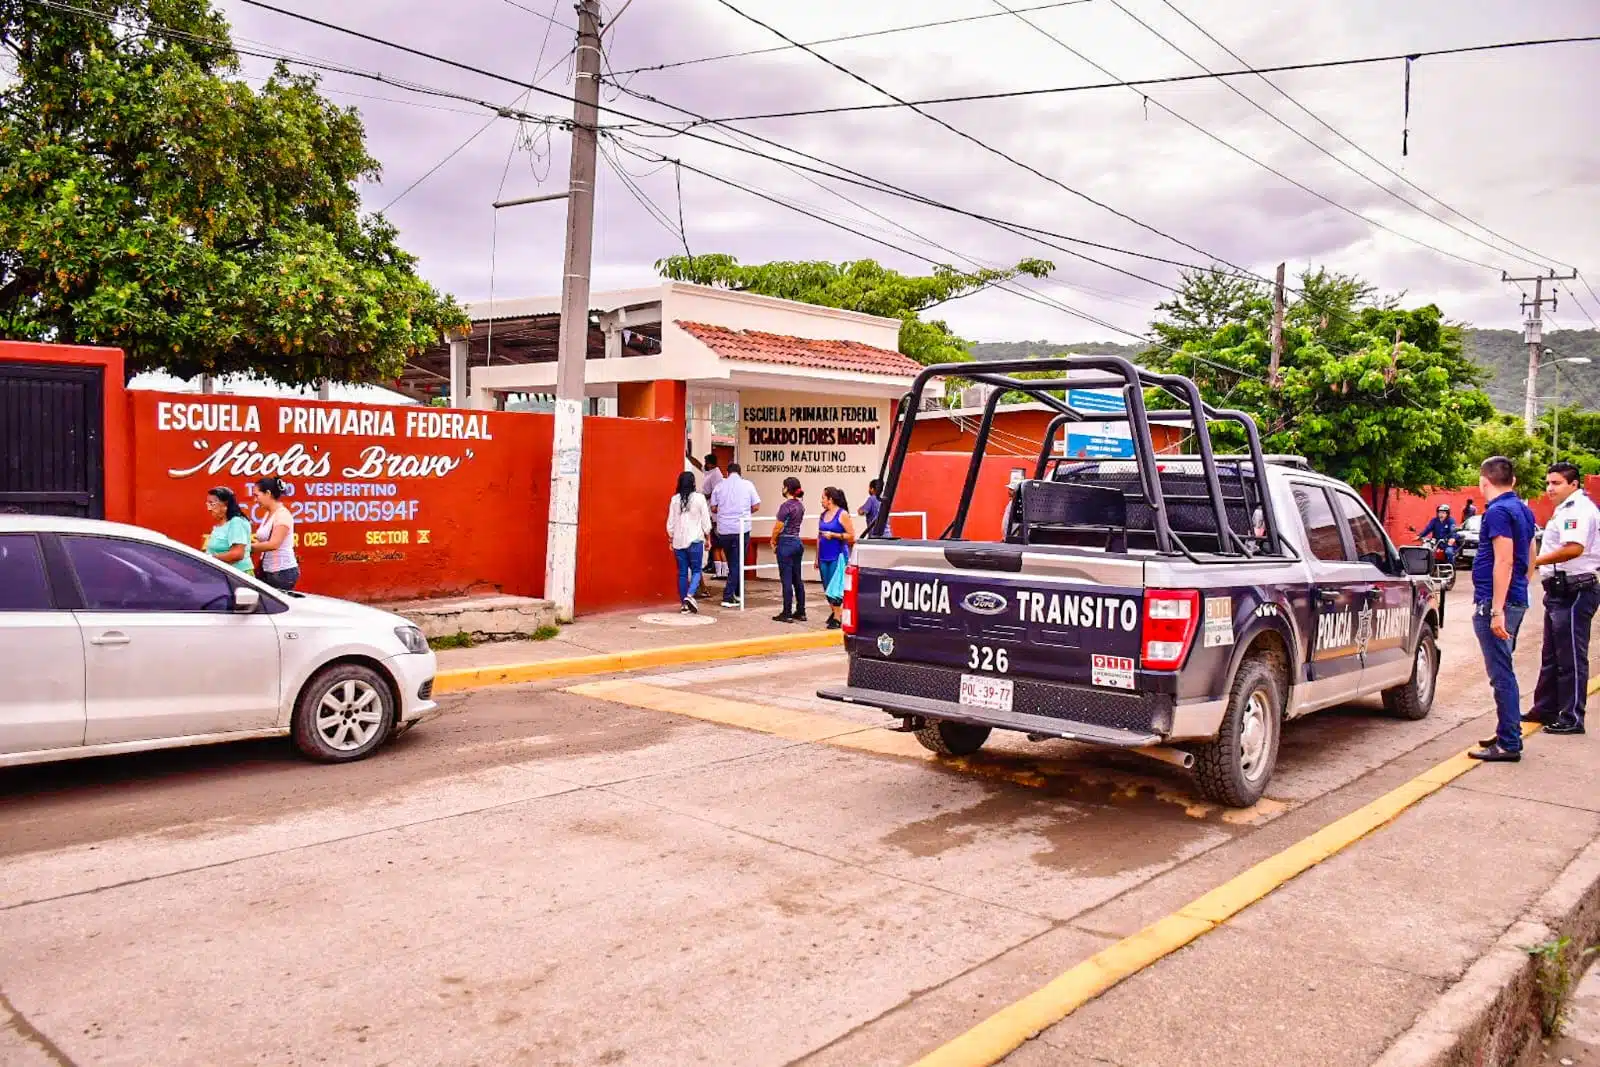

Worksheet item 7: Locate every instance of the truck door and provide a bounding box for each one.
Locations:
[1330,489,1414,695]
[1290,484,1369,695]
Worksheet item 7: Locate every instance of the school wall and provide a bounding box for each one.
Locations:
[890,452,1029,542]
[126,391,680,614]
[1,338,681,615]
[906,409,1184,458]
[1372,481,1600,544]
[0,340,133,522]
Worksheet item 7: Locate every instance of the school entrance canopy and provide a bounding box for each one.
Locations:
[405,282,923,510]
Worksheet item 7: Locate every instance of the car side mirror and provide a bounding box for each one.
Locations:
[233,586,261,613]
[1399,545,1433,576]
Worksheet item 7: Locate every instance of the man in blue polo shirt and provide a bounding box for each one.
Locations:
[1469,456,1540,763]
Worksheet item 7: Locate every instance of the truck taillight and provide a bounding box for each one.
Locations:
[1141,589,1200,671]
[842,565,859,634]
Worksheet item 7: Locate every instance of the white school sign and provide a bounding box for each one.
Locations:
[734,389,892,522]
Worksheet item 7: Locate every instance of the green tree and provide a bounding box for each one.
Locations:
[655,254,1052,366]
[1145,269,1493,518]
[1148,266,1269,352]
[1466,416,1552,498]
[0,0,464,383]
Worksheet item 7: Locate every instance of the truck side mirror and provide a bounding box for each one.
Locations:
[1398,545,1433,576]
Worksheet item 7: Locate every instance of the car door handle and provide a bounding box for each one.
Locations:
[1315,589,1340,605]
[90,631,131,647]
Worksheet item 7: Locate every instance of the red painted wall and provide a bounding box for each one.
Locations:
[0,340,133,522]
[891,452,1028,542]
[907,408,1183,457]
[577,416,682,611]
[1376,478,1600,544]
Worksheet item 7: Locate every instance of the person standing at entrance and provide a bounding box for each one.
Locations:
[1528,462,1600,735]
[816,486,856,630]
[710,462,760,607]
[859,478,890,539]
[701,454,726,581]
[251,477,300,591]
[1469,456,1539,763]
[666,471,712,614]
[771,478,807,623]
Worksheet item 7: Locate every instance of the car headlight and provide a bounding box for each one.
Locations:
[395,625,428,654]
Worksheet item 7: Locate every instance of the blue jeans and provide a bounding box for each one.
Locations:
[776,536,805,616]
[673,542,704,601]
[716,532,743,602]
[1473,602,1528,751]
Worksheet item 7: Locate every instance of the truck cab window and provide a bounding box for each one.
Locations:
[1292,486,1347,562]
[1333,492,1391,569]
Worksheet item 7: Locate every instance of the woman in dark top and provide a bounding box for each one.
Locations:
[816,486,856,630]
[770,477,807,623]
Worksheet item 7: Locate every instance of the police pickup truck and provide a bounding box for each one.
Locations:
[819,357,1442,807]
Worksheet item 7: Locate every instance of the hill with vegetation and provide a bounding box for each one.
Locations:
[973,329,1600,413]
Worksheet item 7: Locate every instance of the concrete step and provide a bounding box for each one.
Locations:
[382,594,557,642]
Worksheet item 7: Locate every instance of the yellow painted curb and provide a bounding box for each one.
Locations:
[911,716,1557,1067]
[432,629,842,693]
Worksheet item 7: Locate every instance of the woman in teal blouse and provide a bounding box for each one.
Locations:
[203,486,254,574]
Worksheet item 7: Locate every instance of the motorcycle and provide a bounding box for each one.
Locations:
[1412,533,1457,592]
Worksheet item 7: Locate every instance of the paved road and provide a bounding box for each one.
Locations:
[0,602,1536,1065]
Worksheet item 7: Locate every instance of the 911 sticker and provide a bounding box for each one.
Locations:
[1203,596,1235,647]
[1092,654,1136,690]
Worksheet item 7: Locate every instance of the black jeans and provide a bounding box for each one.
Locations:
[259,566,300,591]
[776,536,805,616]
[1532,581,1600,728]
[717,532,744,602]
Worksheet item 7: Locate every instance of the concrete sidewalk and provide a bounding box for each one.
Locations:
[986,710,1600,1066]
[433,580,809,671]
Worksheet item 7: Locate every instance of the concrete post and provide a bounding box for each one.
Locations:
[448,331,470,409]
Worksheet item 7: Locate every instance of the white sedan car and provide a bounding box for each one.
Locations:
[0,514,439,769]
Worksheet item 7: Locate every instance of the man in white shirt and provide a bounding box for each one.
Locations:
[701,454,726,580]
[710,462,760,606]
[1529,462,1600,734]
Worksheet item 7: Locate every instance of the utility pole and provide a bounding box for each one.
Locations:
[546,0,603,623]
[1504,269,1578,432]
[1268,262,1286,387]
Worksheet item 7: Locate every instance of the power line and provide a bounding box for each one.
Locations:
[607,0,1093,77]
[992,0,1503,274]
[499,0,575,32]
[658,34,1600,126]
[1557,283,1600,331]
[1154,0,1577,275]
[703,0,1256,277]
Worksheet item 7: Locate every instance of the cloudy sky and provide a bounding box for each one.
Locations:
[217,0,1600,347]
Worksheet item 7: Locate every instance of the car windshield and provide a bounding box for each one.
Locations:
[1463,516,1481,534]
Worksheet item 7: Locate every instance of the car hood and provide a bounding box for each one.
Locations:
[280,592,415,630]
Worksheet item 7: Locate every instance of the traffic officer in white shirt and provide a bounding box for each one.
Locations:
[1528,462,1600,734]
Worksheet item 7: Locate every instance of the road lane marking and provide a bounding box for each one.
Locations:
[433,631,841,693]
[911,710,1564,1067]
[566,681,1283,823]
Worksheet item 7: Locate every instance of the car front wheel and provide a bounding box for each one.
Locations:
[292,663,396,763]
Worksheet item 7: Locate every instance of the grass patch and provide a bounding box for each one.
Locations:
[1528,936,1596,1036]
[530,624,561,641]
[428,631,476,651]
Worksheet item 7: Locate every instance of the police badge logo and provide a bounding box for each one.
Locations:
[877,632,895,657]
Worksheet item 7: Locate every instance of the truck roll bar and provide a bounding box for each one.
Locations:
[873,356,1287,559]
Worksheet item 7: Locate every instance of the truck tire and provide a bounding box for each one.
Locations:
[914,720,992,757]
[1194,653,1284,808]
[1383,622,1438,721]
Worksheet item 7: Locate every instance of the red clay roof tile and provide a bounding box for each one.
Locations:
[676,321,922,378]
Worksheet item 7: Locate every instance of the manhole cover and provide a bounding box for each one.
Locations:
[637,612,717,627]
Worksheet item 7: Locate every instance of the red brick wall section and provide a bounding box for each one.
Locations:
[0,340,132,522]
[1378,485,1568,545]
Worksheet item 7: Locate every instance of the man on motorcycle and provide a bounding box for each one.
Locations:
[1420,504,1460,563]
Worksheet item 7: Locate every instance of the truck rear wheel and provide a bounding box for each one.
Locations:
[914,720,992,757]
[1194,654,1284,808]
[1383,623,1438,721]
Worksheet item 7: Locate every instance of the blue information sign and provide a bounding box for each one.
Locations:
[1066,388,1126,414]
[1063,432,1135,459]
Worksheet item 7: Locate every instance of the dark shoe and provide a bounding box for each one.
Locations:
[1468,744,1521,762]
[791,613,808,622]
[720,600,739,609]
[826,617,842,630]
[1521,712,1552,724]
[772,612,794,623]
[1546,722,1587,736]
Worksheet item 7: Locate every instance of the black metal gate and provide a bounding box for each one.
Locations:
[0,360,105,518]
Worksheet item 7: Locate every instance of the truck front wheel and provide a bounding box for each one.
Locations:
[1382,622,1438,721]
[914,720,992,757]
[1194,654,1284,808]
